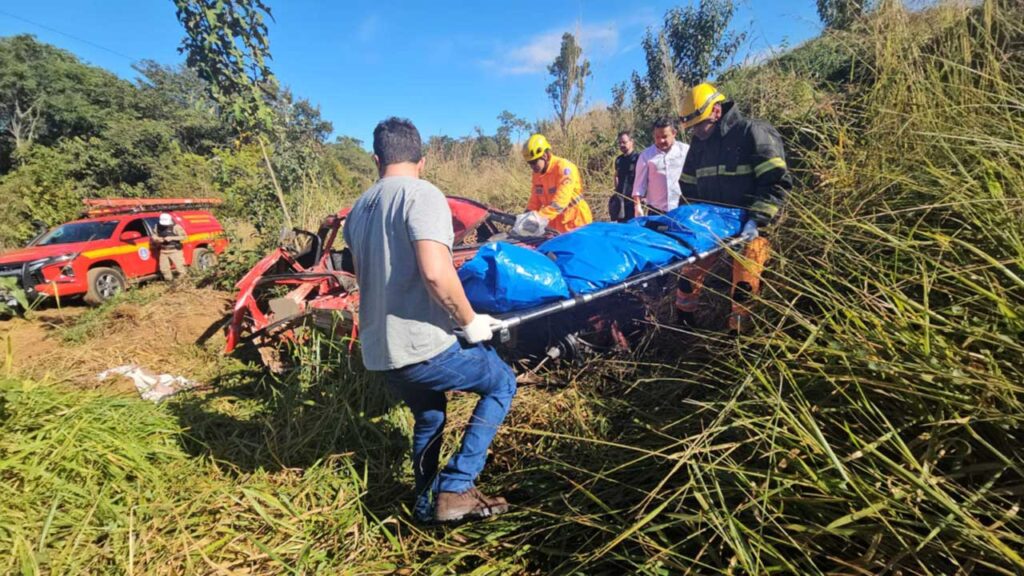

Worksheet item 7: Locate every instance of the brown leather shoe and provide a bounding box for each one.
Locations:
[435,488,509,523]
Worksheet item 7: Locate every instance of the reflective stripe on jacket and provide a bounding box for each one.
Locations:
[679,101,791,218]
[156,223,186,251]
[527,154,593,233]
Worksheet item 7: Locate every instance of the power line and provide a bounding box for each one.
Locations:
[0,7,141,62]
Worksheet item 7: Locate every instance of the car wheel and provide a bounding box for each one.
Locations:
[193,247,218,272]
[84,266,126,305]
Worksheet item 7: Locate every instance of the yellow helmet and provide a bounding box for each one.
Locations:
[680,83,726,129]
[522,133,551,162]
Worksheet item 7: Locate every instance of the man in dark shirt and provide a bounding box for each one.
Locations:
[608,131,639,223]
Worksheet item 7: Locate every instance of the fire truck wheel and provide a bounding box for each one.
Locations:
[192,247,218,272]
[84,266,126,305]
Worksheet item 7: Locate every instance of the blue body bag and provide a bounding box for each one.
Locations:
[630,204,745,254]
[538,222,691,295]
[458,241,570,313]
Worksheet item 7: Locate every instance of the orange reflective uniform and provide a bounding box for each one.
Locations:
[675,236,770,331]
[526,154,592,233]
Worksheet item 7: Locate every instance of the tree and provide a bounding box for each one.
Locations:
[609,81,635,134]
[546,33,591,134]
[496,110,530,154]
[662,0,746,87]
[610,82,629,115]
[173,0,275,132]
[817,0,867,29]
[0,35,135,172]
[629,0,745,133]
[132,61,230,155]
[270,89,333,146]
[327,136,376,186]
[173,0,293,229]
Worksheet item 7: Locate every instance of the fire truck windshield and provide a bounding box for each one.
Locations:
[32,221,119,246]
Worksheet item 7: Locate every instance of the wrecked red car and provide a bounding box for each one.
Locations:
[225,197,563,366]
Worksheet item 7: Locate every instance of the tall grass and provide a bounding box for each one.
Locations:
[423,141,528,214]
[0,361,412,574]
[464,2,1024,572]
[408,2,1024,572]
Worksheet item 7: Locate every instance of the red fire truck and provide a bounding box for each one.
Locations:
[0,198,229,305]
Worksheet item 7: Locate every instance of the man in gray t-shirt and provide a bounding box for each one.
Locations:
[343,117,517,524]
[343,174,458,370]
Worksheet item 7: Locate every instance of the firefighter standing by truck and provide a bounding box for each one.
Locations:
[153,212,188,283]
[675,83,792,334]
[515,134,593,235]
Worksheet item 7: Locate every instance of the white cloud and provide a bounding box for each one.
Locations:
[489,22,620,76]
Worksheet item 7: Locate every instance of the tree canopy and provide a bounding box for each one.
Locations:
[0,35,135,172]
[172,0,276,132]
[546,33,591,135]
[817,0,869,29]
[0,34,374,250]
[629,0,746,133]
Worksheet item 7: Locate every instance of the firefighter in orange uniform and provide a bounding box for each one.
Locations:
[516,134,592,235]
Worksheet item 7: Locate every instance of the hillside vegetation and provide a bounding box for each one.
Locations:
[0,37,376,249]
[2,1,1023,574]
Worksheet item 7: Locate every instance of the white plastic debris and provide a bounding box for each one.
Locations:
[97,364,198,403]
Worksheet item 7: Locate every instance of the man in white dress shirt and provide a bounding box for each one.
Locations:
[631,117,690,217]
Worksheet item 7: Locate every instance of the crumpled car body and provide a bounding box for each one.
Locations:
[224,196,555,364]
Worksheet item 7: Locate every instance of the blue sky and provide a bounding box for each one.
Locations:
[0,1,822,143]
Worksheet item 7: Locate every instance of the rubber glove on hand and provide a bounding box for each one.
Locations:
[459,313,497,344]
[512,211,548,237]
[741,219,759,238]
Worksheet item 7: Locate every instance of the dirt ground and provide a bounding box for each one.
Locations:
[1,285,234,390]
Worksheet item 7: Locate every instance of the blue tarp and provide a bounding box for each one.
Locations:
[538,222,692,295]
[458,241,570,313]
[629,204,745,254]
[458,203,747,311]
[630,204,745,254]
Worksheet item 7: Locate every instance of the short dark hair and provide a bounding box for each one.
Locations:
[373,117,423,166]
[653,117,677,131]
[617,130,632,139]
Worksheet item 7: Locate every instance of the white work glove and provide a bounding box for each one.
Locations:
[512,211,548,237]
[459,313,497,344]
[742,219,760,239]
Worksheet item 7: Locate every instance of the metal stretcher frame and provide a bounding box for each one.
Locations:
[488,229,758,343]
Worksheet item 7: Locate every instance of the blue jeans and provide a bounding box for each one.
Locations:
[383,340,517,520]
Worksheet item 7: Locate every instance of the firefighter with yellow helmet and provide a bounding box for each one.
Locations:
[675,83,792,333]
[515,134,592,235]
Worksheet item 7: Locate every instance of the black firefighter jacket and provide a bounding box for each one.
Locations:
[679,101,792,223]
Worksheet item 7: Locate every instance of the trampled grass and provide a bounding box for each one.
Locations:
[0,370,407,575]
[2,1,1023,574]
